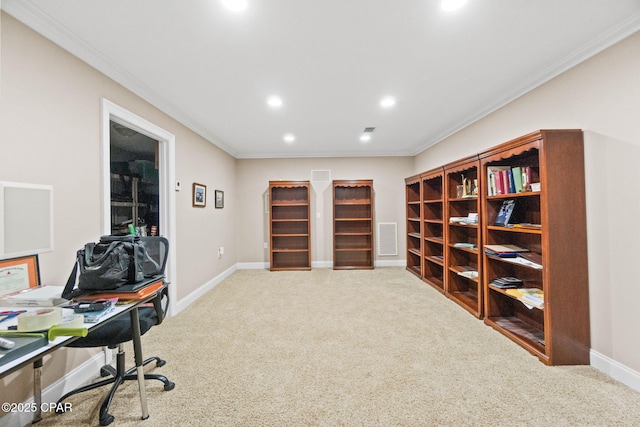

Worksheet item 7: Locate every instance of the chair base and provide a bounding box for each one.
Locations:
[55,346,175,426]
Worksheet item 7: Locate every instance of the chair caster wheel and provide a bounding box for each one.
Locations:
[156,359,166,368]
[100,367,112,377]
[100,414,115,426]
[164,381,175,391]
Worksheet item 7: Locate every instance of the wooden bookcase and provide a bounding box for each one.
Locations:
[333,180,374,269]
[269,181,311,271]
[405,129,589,365]
[480,130,589,365]
[444,156,482,317]
[421,168,445,292]
[405,174,422,278]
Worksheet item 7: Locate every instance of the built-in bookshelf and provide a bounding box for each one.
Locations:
[444,156,482,317]
[269,181,311,271]
[405,174,422,278]
[480,130,589,365]
[333,180,374,269]
[405,129,590,365]
[421,168,445,292]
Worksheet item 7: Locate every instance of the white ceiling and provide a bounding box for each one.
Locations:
[4,0,640,158]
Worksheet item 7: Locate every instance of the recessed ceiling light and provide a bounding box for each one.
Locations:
[441,0,467,12]
[380,96,396,108]
[267,96,283,108]
[360,134,371,143]
[284,134,295,143]
[221,0,248,12]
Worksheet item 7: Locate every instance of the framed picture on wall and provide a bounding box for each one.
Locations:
[192,183,206,207]
[215,190,224,209]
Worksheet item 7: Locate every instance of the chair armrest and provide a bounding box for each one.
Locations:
[150,281,169,325]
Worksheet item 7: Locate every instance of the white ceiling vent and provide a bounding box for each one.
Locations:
[311,170,331,182]
[377,222,398,256]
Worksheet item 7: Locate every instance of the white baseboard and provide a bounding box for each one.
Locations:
[236,260,407,270]
[173,264,237,315]
[0,351,106,427]
[312,261,332,268]
[236,262,268,270]
[375,259,406,267]
[590,349,640,392]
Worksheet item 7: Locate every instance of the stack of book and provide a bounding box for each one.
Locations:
[449,212,478,225]
[505,288,544,309]
[489,276,523,289]
[487,165,536,196]
[456,266,478,279]
[484,244,529,258]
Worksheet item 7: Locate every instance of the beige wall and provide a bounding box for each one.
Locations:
[236,157,412,265]
[413,31,640,372]
[0,12,237,404]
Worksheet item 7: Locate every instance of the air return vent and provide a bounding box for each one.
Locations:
[363,127,375,133]
[377,222,398,256]
[311,170,331,182]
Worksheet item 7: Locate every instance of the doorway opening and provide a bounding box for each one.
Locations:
[109,121,160,236]
[101,98,177,316]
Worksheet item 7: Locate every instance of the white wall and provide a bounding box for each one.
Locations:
[414,31,640,375]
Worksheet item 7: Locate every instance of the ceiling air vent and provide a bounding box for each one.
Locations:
[363,127,375,133]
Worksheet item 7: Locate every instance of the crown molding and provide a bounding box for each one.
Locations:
[411,10,640,157]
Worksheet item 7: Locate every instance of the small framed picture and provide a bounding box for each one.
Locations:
[215,190,224,209]
[192,183,206,207]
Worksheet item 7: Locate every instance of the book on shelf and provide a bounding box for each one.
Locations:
[487,166,510,196]
[512,166,523,193]
[494,199,516,226]
[456,266,478,279]
[484,244,529,257]
[500,256,543,269]
[489,276,523,289]
[453,242,477,249]
[510,223,541,230]
[449,213,478,225]
[487,165,535,195]
[518,252,543,266]
[505,288,544,309]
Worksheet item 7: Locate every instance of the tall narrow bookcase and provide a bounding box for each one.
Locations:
[405,175,422,278]
[480,130,589,365]
[421,168,445,292]
[333,180,374,269]
[444,156,482,317]
[269,181,311,271]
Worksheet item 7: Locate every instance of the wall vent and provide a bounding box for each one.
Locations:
[363,127,375,133]
[311,170,331,182]
[377,222,398,256]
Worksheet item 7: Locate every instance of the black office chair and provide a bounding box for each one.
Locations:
[56,236,175,426]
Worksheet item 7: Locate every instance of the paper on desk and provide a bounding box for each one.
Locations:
[0,286,67,307]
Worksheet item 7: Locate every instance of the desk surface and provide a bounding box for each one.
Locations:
[0,299,151,378]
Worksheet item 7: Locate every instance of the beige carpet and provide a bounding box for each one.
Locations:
[39,268,640,426]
